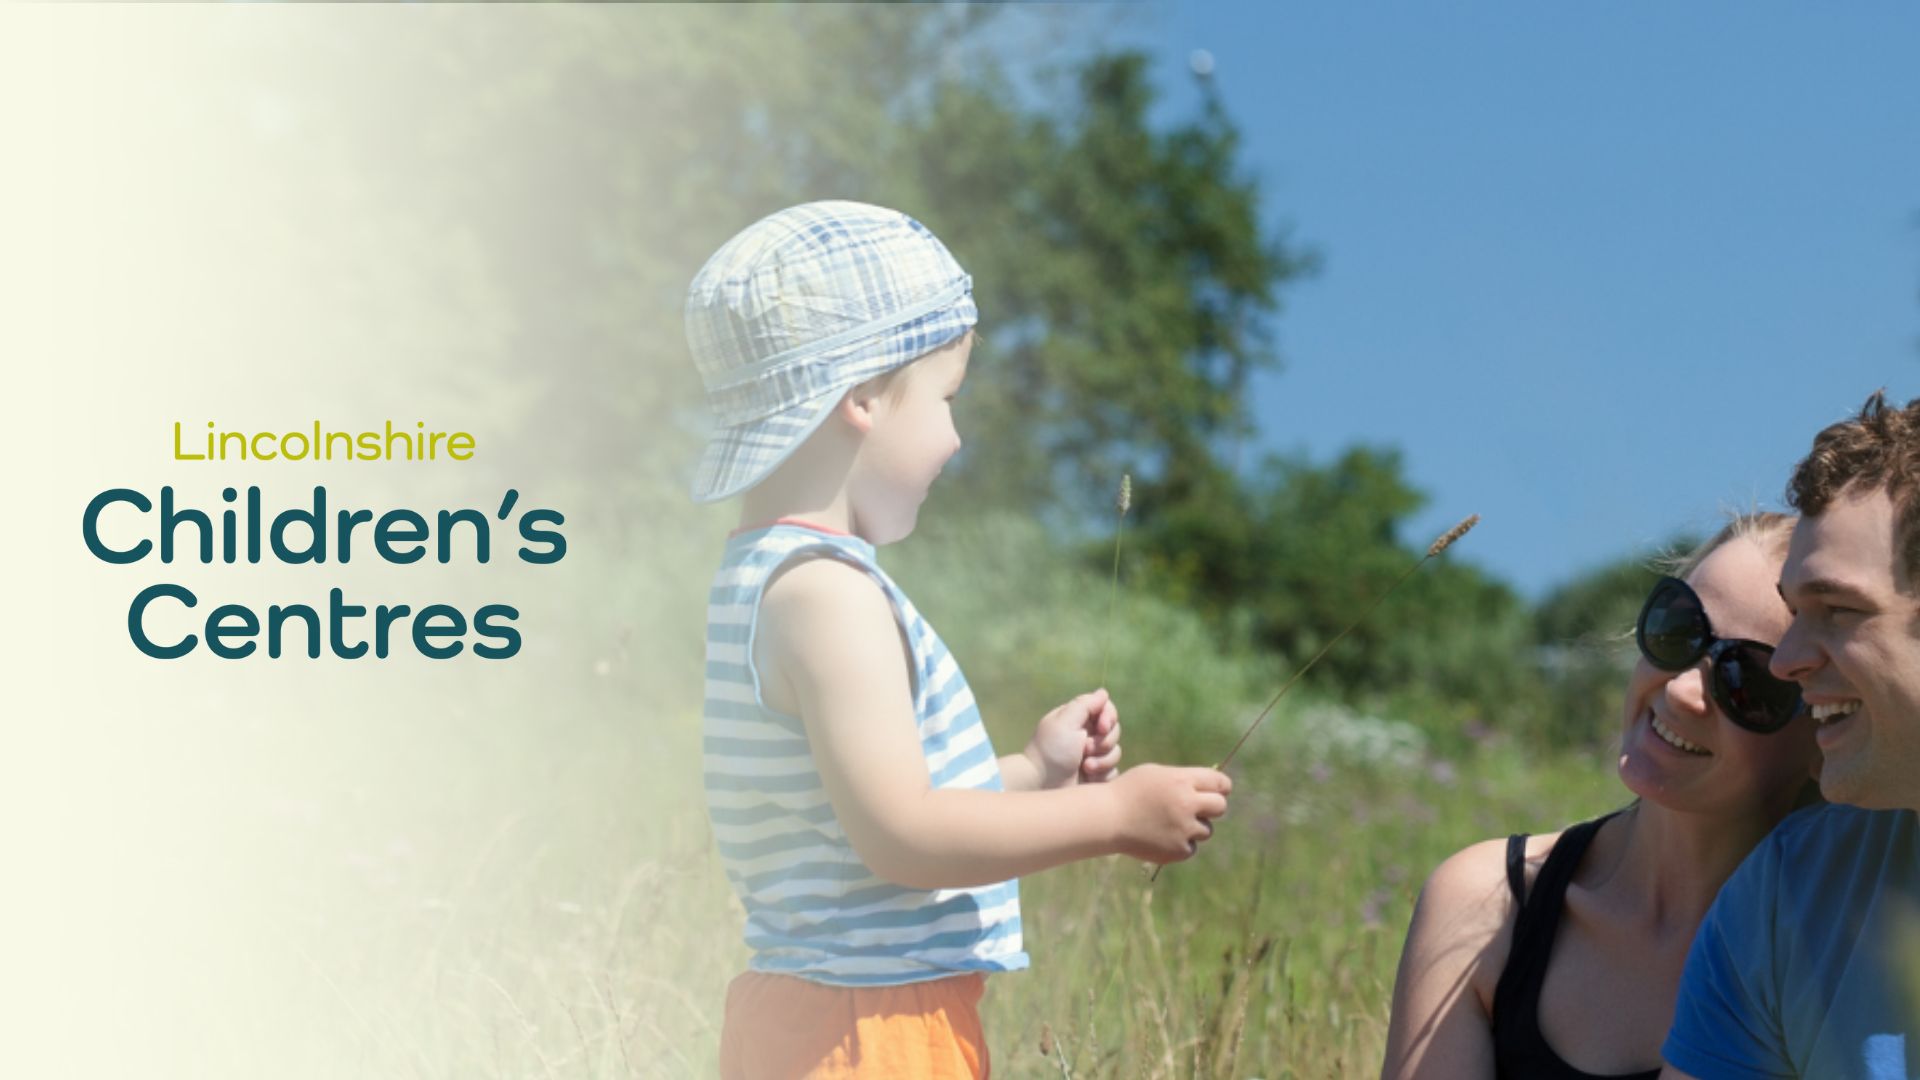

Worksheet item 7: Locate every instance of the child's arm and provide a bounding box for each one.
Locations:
[759,559,1228,891]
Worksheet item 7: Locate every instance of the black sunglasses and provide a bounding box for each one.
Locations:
[1634,576,1804,734]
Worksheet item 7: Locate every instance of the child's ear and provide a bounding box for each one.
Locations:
[837,381,881,435]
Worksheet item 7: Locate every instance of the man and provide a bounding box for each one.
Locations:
[1663,390,1920,1079]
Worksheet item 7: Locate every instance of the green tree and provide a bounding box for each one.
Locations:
[1131,445,1548,734]
[907,53,1315,518]
[244,5,1592,744]
[1534,550,1669,745]
[285,7,1316,531]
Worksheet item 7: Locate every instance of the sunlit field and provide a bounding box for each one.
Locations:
[245,516,1629,1079]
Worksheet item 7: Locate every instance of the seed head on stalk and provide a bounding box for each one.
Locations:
[1428,514,1479,558]
[1148,513,1480,881]
[1217,513,1479,770]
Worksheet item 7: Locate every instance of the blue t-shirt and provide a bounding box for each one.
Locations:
[1663,804,1920,1079]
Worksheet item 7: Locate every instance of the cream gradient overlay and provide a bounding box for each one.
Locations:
[1,6,747,1077]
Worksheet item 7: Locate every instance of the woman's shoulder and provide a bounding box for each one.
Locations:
[1406,832,1566,980]
[1422,829,1565,914]
[1383,828,1572,1072]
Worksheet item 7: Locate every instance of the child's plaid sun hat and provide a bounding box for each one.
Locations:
[684,200,977,503]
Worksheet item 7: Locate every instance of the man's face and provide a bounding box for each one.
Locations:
[1773,487,1920,811]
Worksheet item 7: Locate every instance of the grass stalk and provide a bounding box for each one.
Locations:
[1150,514,1479,882]
[1216,513,1480,771]
[1099,474,1132,689]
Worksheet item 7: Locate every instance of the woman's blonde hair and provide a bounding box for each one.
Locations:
[1659,510,1796,582]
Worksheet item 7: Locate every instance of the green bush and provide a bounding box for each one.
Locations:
[888,511,1274,766]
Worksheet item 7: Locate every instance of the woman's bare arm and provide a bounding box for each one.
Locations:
[1380,838,1525,1080]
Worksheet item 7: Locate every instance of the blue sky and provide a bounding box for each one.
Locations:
[1083,3,1920,598]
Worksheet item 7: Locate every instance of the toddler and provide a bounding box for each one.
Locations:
[687,201,1232,1078]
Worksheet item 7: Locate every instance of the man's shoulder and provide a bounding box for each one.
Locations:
[1668,806,1920,1079]
[1721,804,1919,913]
[1762,803,1915,860]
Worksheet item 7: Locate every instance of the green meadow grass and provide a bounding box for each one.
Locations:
[277,700,1619,1078]
[255,514,1629,1078]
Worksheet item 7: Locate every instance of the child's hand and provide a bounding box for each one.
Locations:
[1107,764,1232,864]
[1021,688,1122,790]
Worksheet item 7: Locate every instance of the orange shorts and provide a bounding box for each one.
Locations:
[718,970,989,1079]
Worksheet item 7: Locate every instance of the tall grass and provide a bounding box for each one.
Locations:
[235,511,1628,1078]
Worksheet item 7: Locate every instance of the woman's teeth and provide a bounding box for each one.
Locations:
[1810,701,1860,725]
[1651,714,1710,756]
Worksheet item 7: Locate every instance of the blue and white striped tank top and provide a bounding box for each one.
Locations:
[702,521,1028,986]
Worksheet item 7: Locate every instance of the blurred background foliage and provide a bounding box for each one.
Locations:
[602,3,1673,750]
[245,2,1692,746]
[171,6,1732,1075]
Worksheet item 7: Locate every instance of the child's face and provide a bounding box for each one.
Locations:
[848,334,971,544]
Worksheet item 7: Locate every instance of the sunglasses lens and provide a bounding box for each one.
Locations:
[1640,579,1708,670]
[1713,643,1804,734]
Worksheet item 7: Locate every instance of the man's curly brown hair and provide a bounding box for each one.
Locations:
[1785,390,1920,586]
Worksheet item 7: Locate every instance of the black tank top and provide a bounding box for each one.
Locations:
[1490,813,1660,1080]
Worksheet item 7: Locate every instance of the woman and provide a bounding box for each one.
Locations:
[1381,513,1818,1079]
